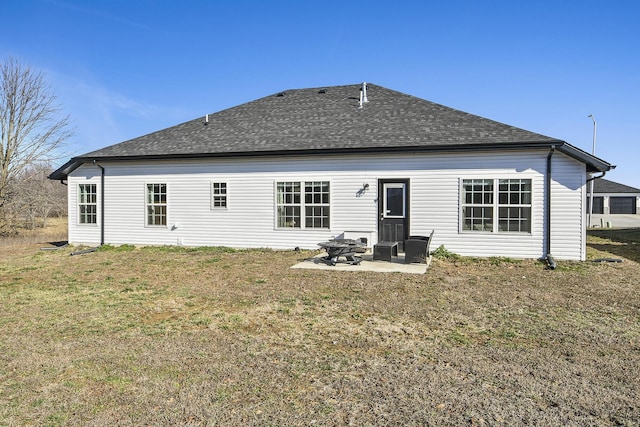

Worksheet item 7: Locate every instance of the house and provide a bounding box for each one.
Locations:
[587,178,640,228]
[50,83,614,261]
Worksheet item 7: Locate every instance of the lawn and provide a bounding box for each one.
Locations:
[0,228,638,426]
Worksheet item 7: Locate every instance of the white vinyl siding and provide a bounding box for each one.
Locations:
[66,149,587,260]
[67,167,101,244]
[548,154,586,260]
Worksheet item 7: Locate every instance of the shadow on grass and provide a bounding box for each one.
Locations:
[588,228,640,263]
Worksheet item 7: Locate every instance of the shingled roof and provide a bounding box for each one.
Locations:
[50,83,613,180]
[590,178,640,194]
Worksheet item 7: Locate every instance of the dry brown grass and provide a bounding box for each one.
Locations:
[0,229,639,426]
[0,216,67,247]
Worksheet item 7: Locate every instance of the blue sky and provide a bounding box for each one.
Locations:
[2,0,639,187]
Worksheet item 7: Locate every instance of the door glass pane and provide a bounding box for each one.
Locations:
[385,184,405,217]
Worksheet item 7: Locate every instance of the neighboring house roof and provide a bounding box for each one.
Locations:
[50,83,614,180]
[590,178,640,194]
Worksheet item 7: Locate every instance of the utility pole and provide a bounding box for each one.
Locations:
[587,114,597,227]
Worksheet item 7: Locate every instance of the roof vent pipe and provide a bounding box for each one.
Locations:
[358,88,363,109]
[205,114,209,125]
[362,82,368,103]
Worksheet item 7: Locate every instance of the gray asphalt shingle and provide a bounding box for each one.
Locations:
[81,83,560,158]
[591,178,640,193]
[50,82,614,181]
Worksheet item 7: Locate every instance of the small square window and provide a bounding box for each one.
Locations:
[212,182,228,209]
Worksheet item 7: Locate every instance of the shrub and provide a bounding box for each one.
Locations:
[431,245,460,260]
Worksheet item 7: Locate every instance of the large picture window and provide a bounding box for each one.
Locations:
[462,178,531,233]
[78,184,97,225]
[276,181,330,229]
[146,183,167,226]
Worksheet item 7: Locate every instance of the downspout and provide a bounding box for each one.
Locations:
[94,160,105,246]
[586,171,607,182]
[545,146,556,269]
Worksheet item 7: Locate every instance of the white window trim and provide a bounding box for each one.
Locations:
[382,182,406,219]
[211,181,229,210]
[459,178,533,234]
[145,182,168,228]
[274,180,331,230]
[77,183,98,226]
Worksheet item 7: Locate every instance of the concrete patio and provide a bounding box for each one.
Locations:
[291,251,431,274]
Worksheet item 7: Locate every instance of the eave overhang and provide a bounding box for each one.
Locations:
[48,140,614,181]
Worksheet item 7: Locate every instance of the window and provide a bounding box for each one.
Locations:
[211,182,227,208]
[498,179,531,232]
[384,183,406,217]
[462,178,531,233]
[146,183,167,226]
[277,182,300,227]
[78,184,97,224]
[304,181,330,228]
[276,181,330,229]
[461,179,494,231]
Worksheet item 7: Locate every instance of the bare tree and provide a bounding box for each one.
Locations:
[0,57,72,231]
[10,164,67,229]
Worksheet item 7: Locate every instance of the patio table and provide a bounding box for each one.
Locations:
[317,239,364,266]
